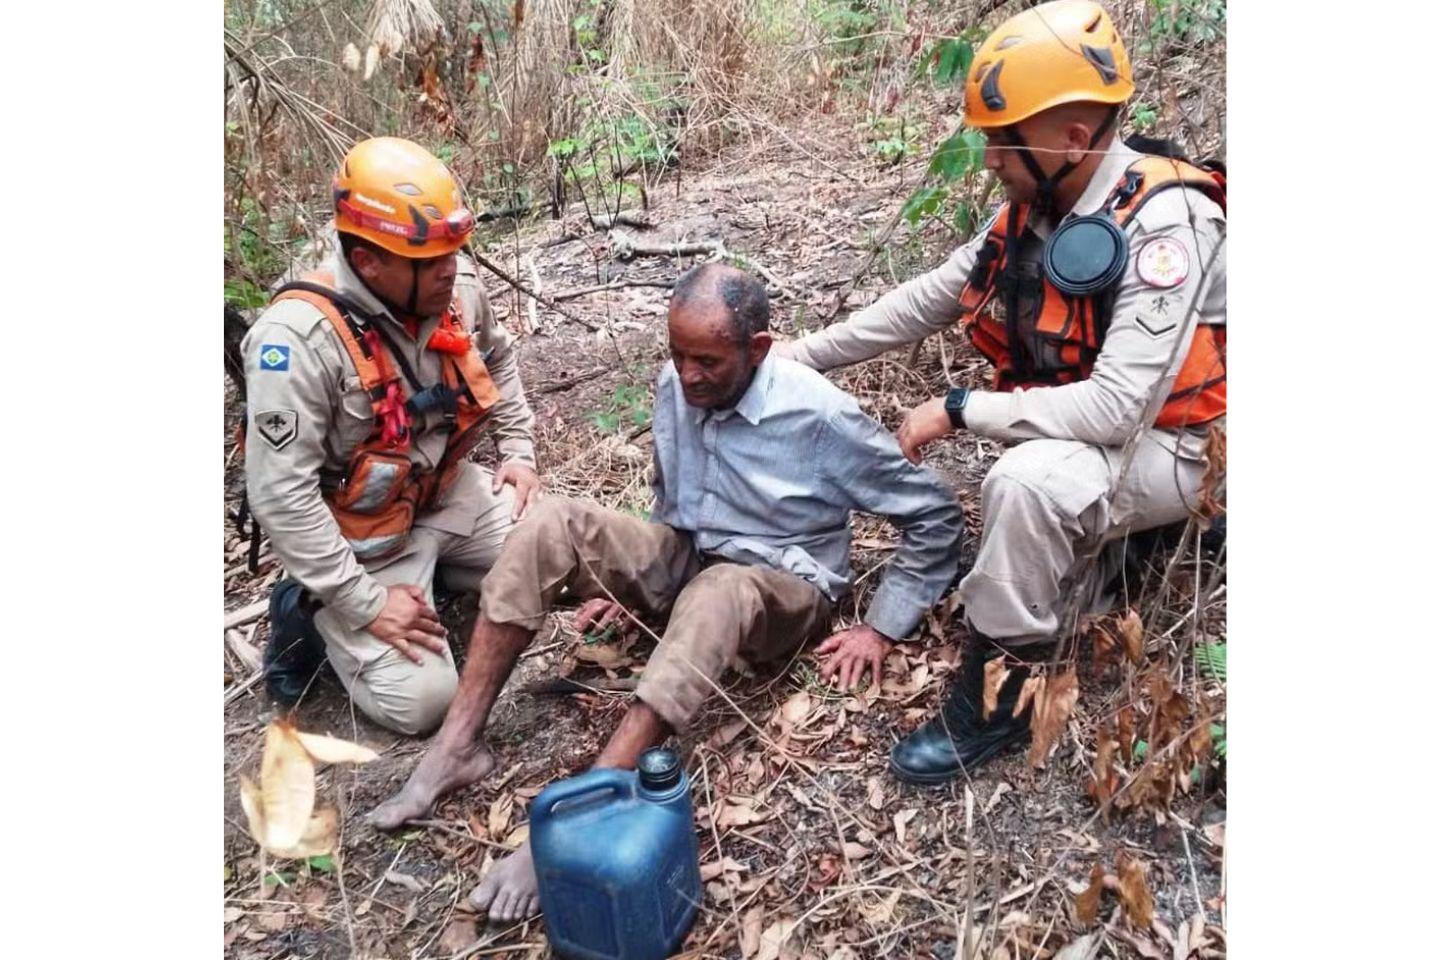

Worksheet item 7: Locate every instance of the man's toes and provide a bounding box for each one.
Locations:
[490,890,517,922]
[469,876,499,912]
[522,894,539,918]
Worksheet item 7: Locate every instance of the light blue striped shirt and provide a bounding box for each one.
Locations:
[650,351,963,640]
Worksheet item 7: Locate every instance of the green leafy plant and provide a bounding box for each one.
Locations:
[1130,102,1159,132]
[1141,0,1226,52]
[901,128,988,232]
[588,384,651,434]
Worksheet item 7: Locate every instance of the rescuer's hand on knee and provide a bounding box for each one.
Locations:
[493,461,542,521]
[366,584,449,664]
[896,396,952,465]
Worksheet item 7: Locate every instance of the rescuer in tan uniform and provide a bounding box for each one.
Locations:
[776,0,1227,784]
[242,138,540,736]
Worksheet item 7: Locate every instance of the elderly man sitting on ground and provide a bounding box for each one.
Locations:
[366,263,965,922]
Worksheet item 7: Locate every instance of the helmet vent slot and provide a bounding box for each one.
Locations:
[995,35,1023,51]
[423,205,443,219]
[1086,12,1103,32]
[394,182,423,196]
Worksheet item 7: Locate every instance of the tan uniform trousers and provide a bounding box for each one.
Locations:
[960,431,1209,644]
[313,464,517,735]
[478,497,834,731]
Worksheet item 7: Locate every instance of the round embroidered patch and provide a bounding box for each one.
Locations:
[1135,236,1191,289]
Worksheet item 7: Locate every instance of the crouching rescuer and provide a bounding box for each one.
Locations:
[240,137,541,735]
[775,1,1227,784]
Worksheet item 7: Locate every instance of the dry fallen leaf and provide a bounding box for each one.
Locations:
[717,799,769,829]
[1056,934,1101,960]
[503,823,530,850]
[866,777,885,811]
[778,690,814,727]
[840,841,872,860]
[1118,609,1145,664]
[363,43,380,81]
[700,857,747,883]
[273,806,339,858]
[1075,863,1106,923]
[739,905,765,959]
[707,719,749,750]
[341,42,361,73]
[757,918,796,960]
[892,808,918,845]
[1115,850,1156,928]
[982,658,1010,718]
[575,642,634,669]
[1027,669,1079,768]
[487,793,513,839]
[385,870,426,894]
[1014,675,1045,718]
[256,722,315,852]
[859,888,902,926]
[293,730,379,765]
[437,917,478,955]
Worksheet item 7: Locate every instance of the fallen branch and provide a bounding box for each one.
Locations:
[590,210,652,230]
[607,230,795,299]
[224,599,269,629]
[467,247,601,333]
[539,366,612,394]
[523,676,639,697]
[551,279,675,302]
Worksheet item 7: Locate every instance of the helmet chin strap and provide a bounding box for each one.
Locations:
[358,258,425,327]
[1003,109,1119,218]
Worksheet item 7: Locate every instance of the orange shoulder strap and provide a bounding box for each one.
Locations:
[1113,156,1226,224]
[269,270,390,393]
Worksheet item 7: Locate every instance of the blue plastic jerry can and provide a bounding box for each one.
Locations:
[530,748,702,960]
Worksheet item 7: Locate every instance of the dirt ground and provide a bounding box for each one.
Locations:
[222,116,1226,960]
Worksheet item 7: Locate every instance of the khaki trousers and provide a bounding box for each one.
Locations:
[313,464,517,735]
[959,431,1210,644]
[479,497,834,730]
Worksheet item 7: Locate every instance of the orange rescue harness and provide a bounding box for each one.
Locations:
[269,271,500,561]
[958,156,1226,430]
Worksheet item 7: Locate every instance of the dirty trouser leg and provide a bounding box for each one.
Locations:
[635,563,833,731]
[959,432,1207,645]
[314,529,458,736]
[478,496,701,632]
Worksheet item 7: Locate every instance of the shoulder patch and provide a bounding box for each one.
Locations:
[255,409,298,450]
[259,343,291,371]
[1135,236,1190,289]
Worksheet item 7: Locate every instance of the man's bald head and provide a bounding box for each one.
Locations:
[670,262,770,346]
[666,263,774,409]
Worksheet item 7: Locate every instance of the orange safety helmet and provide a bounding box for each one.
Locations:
[332,137,475,259]
[964,0,1135,130]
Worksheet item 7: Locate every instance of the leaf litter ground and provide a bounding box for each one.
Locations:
[222,115,1226,960]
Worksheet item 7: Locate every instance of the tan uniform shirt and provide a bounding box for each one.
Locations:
[777,139,1226,457]
[242,247,536,631]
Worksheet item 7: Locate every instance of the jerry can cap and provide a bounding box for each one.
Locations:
[638,747,682,790]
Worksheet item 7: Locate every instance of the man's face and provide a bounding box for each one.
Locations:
[352,246,458,318]
[981,112,1074,206]
[667,300,760,409]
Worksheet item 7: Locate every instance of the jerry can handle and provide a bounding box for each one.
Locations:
[537,768,635,818]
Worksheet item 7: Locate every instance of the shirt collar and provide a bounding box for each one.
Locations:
[687,351,776,426]
[1028,137,1141,239]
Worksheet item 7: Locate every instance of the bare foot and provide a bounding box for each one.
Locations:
[470,845,539,923]
[366,742,496,831]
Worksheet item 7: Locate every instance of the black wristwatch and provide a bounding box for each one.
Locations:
[944,387,970,430]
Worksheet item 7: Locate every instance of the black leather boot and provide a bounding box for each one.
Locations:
[889,641,1034,785]
[262,578,329,708]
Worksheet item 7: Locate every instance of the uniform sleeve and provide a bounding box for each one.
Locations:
[962,193,1227,446]
[774,233,987,372]
[816,403,964,640]
[457,261,537,468]
[242,315,387,630]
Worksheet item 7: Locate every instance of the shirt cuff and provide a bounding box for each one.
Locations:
[864,586,926,642]
[961,388,1014,438]
[496,439,537,468]
[327,576,388,632]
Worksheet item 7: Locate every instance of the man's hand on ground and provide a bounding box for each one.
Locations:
[816,623,891,693]
[493,461,542,521]
[896,395,953,465]
[366,584,449,664]
[573,597,639,641]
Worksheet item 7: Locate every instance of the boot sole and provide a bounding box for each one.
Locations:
[888,729,1030,786]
